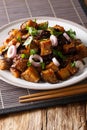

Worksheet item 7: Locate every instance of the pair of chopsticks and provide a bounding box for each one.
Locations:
[19,84,87,103]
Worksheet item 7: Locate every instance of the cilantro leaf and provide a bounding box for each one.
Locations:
[27,61,32,67]
[66,29,76,39]
[48,27,62,36]
[26,26,38,36]
[38,22,48,30]
[53,50,66,60]
[71,62,76,67]
[40,62,45,69]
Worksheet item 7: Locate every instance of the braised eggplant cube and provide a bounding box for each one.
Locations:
[21,66,40,83]
[10,67,20,78]
[57,68,70,80]
[66,63,78,75]
[46,62,59,72]
[41,69,58,83]
[40,39,52,56]
[0,58,12,70]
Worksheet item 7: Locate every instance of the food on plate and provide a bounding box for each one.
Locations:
[0,19,87,84]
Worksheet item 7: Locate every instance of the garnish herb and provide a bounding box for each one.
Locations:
[27,61,32,67]
[48,27,62,36]
[40,62,45,69]
[23,36,33,46]
[53,49,66,60]
[71,62,76,67]
[17,36,22,43]
[21,54,29,59]
[66,29,76,39]
[26,26,38,36]
[38,22,48,30]
[30,49,37,55]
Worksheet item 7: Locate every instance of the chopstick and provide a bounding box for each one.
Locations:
[19,84,87,103]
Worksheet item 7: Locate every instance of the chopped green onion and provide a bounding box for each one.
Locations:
[38,22,48,30]
[30,49,37,55]
[53,49,66,60]
[40,62,45,69]
[23,36,33,46]
[27,61,32,67]
[26,26,38,36]
[71,62,76,67]
[48,27,62,36]
[21,54,29,59]
[66,29,76,39]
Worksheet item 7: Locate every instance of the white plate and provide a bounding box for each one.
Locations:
[0,17,87,90]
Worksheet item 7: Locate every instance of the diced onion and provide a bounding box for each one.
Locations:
[63,32,71,41]
[50,35,58,46]
[7,45,17,58]
[75,60,84,70]
[29,54,43,67]
[52,57,60,67]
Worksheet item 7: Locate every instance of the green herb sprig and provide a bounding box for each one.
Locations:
[53,49,66,60]
[66,29,76,39]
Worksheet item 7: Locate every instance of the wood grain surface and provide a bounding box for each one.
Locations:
[0,103,87,130]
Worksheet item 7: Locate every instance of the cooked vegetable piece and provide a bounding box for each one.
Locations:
[10,67,20,78]
[76,44,87,58]
[0,58,12,70]
[53,25,65,32]
[26,27,38,36]
[46,62,59,72]
[21,66,40,83]
[66,63,78,75]
[9,29,22,39]
[66,29,76,39]
[63,42,76,54]
[57,68,70,80]
[11,57,28,72]
[38,21,48,30]
[20,19,37,31]
[41,69,58,83]
[40,39,52,56]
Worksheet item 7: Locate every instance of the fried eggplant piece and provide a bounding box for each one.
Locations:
[21,66,40,83]
[41,69,58,83]
[40,39,52,56]
[20,19,37,31]
[10,67,20,78]
[76,44,87,58]
[66,63,78,75]
[46,62,59,72]
[63,42,76,54]
[53,25,65,32]
[12,56,28,72]
[57,68,70,80]
[8,29,22,39]
[0,58,12,70]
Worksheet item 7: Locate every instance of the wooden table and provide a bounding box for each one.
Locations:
[0,0,87,129]
[0,103,87,130]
